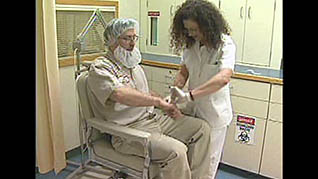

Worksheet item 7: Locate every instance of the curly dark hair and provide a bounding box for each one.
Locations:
[170,0,231,55]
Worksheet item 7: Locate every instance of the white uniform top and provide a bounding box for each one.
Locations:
[181,34,236,129]
[87,54,153,125]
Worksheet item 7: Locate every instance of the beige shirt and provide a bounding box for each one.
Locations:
[181,34,236,128]
[87,54,153,125]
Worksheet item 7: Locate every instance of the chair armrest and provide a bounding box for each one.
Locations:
[86,117,152,177]
[86,117,151,143]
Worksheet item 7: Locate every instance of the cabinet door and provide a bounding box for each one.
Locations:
[221,115,266,173]
[270,0,283,69]
[220,0,247,64]
[243,0,276,66]
[145,0,177,56]
[260,121,283,179]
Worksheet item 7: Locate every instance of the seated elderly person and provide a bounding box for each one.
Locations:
[86,18,213,179]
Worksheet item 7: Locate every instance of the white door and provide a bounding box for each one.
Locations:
[220,0,247,64]
[145,0,177,56]
[270,0,283,69]
[243,0,276,66]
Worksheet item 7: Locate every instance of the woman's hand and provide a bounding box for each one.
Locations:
[170,86,192,103]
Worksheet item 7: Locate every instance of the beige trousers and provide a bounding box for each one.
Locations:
[111,109,212,179]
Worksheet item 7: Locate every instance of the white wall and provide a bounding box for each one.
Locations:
[119,0,140,21]
[119,0,140,48]
[59,66,79,151]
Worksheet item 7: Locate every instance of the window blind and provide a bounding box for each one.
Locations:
[56,10,115,58]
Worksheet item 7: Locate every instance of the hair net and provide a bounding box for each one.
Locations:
[104,18,139,47]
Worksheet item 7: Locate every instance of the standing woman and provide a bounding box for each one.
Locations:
[170,0,236,178]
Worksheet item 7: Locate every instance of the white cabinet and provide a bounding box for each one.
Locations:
[231,96,268,119]
[243,0,276,66]
[141,65,178,97]
[260,84,282,178]
[140,0,185,56]
[219,0,246,64]
[230,78,271,101]
[220,0,276,67]
[230,78,270,119]
[222,114,266,173]
[260,121,283,179]
[139,0,282,69]
[223,78,283,178]
[222,78,270,173]
[270,0,283,70]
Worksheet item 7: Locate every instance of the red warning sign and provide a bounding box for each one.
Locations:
[148,11,160,17]
[237,115,255,125]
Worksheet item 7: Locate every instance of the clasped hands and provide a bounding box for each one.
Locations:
[160,86,191,119]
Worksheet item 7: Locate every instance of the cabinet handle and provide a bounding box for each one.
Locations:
[248,6,251,19]
[170,5,174,16]
[245,69,261,75]
[240,7,243,19]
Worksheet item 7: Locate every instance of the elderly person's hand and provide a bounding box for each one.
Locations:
[158,98,183,119]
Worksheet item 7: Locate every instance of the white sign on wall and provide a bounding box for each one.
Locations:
[235,115,256,145]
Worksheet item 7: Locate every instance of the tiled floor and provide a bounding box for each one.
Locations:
[36,149,270,179]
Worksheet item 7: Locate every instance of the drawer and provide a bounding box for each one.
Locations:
[270,84,283,104]
[152,67,178,84]
[231,95,269,119]
[230,78,270,101]
[268,103,282,122]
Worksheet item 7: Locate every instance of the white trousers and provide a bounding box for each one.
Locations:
[207,126,228,179]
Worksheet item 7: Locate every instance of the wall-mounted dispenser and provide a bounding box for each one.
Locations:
[148,11,160,46]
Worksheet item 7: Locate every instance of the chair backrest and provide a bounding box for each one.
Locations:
[76,71,94,120]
